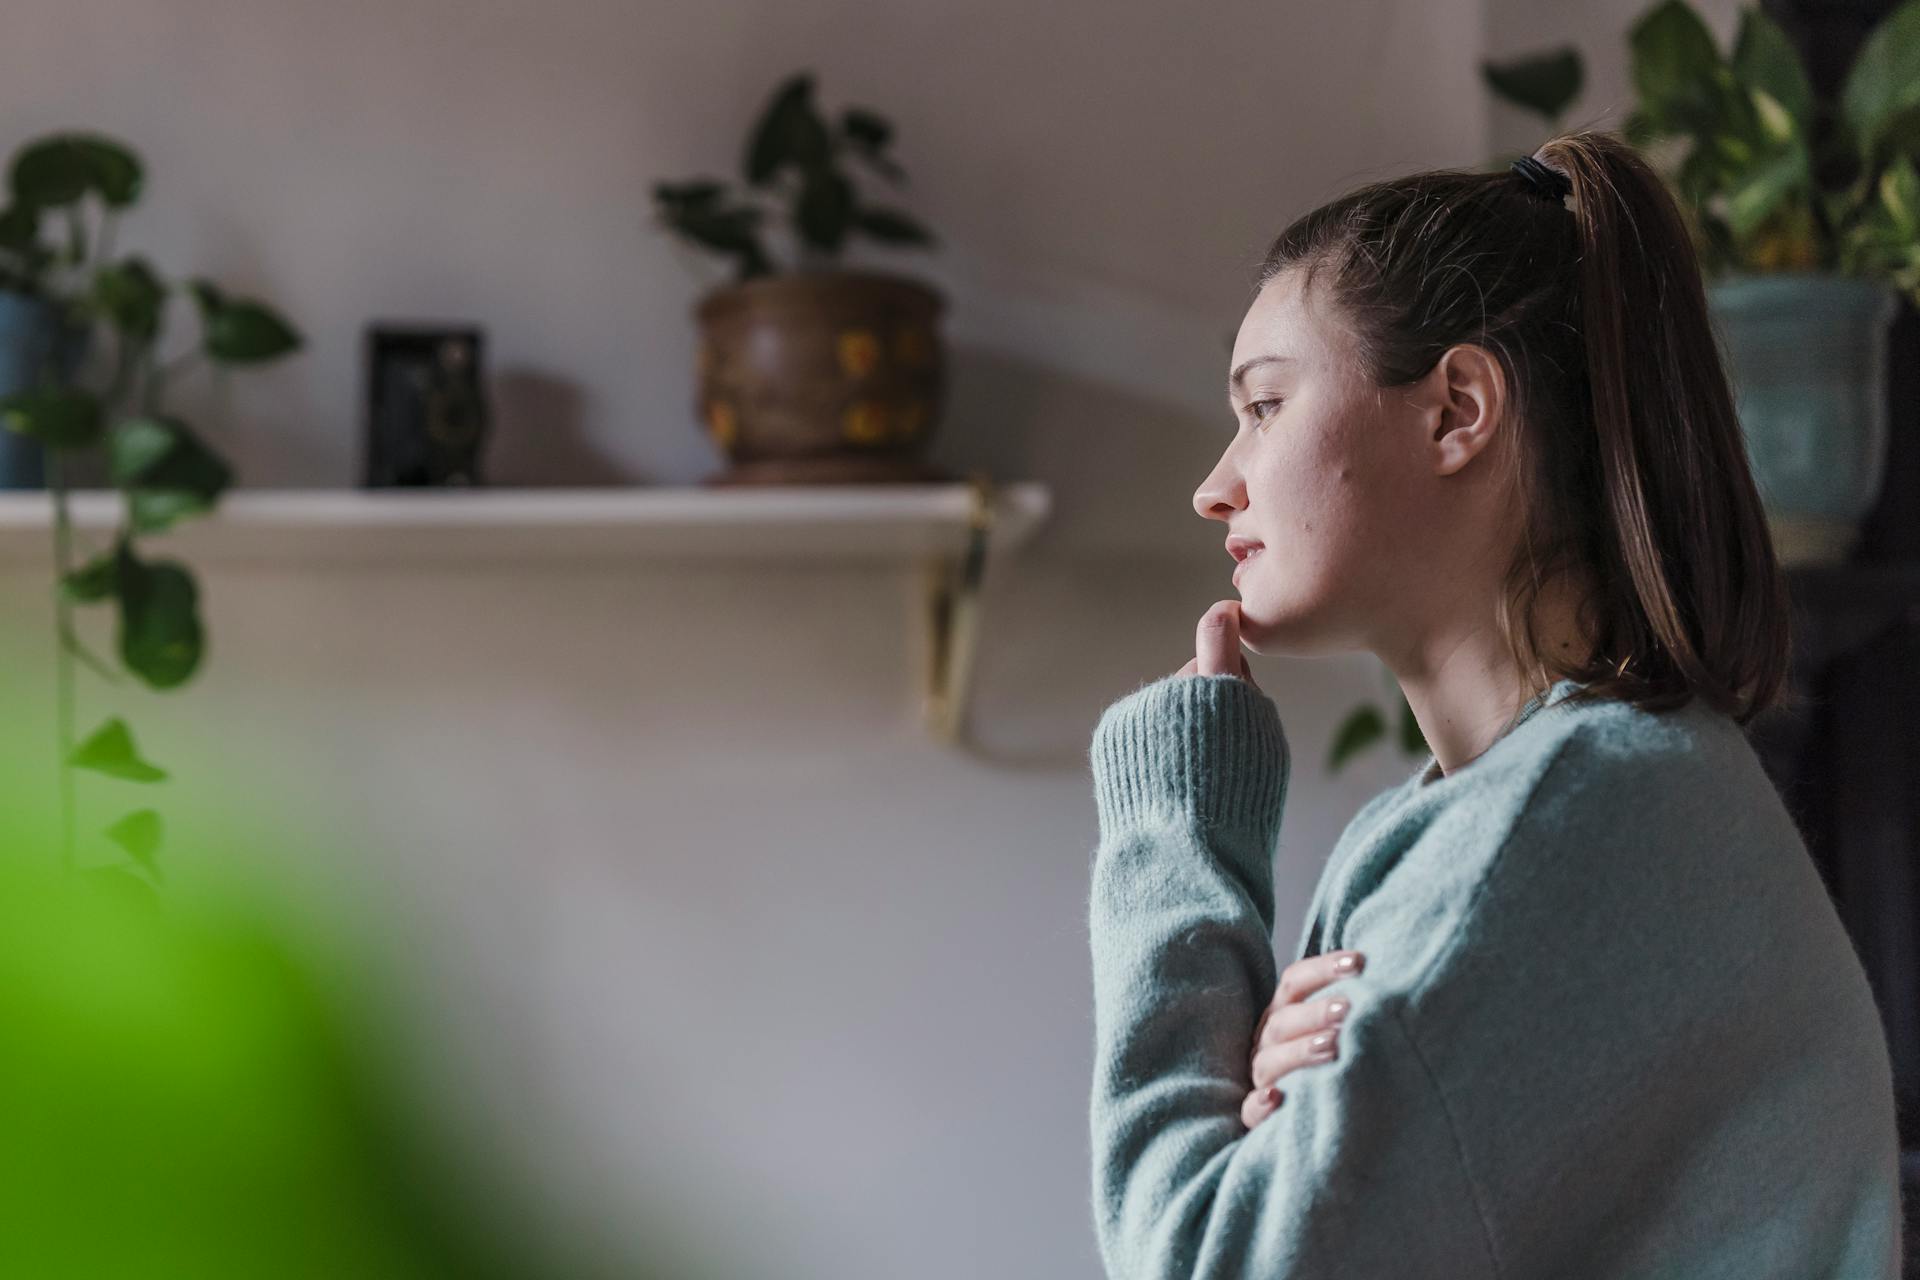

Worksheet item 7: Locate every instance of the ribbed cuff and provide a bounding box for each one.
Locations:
[1088,672,1289,844]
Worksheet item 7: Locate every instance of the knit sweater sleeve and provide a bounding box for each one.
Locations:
[1085,673,1495,1279]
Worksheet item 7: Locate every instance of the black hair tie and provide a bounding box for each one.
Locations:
[1510,155,1572,206]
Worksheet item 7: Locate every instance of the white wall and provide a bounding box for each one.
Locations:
[0,0,1731,1275]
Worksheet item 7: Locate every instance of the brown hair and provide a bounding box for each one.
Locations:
[1255,128,1791,725]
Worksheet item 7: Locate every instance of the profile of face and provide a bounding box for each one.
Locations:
[1193,265,1508,660]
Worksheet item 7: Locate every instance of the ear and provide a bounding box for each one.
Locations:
[1422,343,1504,477]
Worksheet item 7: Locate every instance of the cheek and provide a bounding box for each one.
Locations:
[1249,432,1364,549]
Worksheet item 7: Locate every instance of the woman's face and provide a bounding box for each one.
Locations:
[1194,266,1461,658]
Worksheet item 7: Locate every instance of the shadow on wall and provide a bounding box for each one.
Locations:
[935,341,1233,561]
[486,367,630,486]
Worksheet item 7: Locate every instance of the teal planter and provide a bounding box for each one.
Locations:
[1707,272,1900,565]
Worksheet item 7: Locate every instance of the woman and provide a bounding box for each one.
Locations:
[1085,130,1902,1279]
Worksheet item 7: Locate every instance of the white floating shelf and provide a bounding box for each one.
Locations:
[0,482,1053,567]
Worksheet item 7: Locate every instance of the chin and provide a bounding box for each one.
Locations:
[1236,591,1334,658]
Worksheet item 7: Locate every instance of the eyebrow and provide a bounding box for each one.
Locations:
[1227,354,1295,399]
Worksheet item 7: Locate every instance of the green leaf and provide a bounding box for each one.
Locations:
[104,808,163,877]
[1327,704,1385,772]
[1725,142,1812,237]
[841,108,892,151]
[1748,89,1794,147]
[9,133,143,209]
[658,198,773,277]
[1630,0,1745,143]
[795,168,855,252]
[1732,10,1814,142]
[10,137,93,207]
[0,202,38,250]
[186,278,226,317]
[854,206,934,246]
[841,109,906,183]
[1881,155,1920,234]
[1480,48,1584,120]
[107,416,179,479]
[1840,0,1920,168]
[108,416,233,532]
[743,73,831,186]
[652,179,728,212]
[114,544,204,688]
[75,137,142,207]
[203,298,301,364]
[1631,1,1725,95]
[661,202,764,253]
[92,256,166,342]
[62,551,119,603]
[0,386,103,448]
[68,716,169,782]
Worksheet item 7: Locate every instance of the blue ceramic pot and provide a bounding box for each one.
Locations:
[1706,272,1901,566]
[0,289,94,490]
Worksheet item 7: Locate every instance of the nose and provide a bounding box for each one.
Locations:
[1192,452,1247,525]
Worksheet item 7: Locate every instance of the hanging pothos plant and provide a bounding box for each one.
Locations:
[0,131,301,889]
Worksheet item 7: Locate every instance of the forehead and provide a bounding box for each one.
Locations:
[1231,267,1328,371]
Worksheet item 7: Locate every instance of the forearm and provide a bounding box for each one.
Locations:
[1086,673,1289,1276]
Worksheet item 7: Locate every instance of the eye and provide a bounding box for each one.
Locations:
[1245,398,1282,428]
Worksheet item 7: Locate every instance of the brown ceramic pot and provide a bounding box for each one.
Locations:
[694,268,952,486]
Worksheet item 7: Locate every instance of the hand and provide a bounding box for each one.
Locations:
[1174,600,1260,692]
[1239,949,1366,1130]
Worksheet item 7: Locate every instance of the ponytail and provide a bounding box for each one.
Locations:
[1543,132,1789,723]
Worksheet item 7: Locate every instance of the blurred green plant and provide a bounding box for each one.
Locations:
[651,71,936,280]
[1327,667,1429,773]
[0,700,721,1279]
[0,130,301,877]
[0,848,705,1278]
[0,864,492,1278]
[1483,0,1920,305]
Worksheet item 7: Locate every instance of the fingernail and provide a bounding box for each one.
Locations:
[1264,1086,1281,1106]
[1326,999,1349,1023]
[1334,954,1360,974]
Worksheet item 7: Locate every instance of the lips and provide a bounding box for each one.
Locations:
[1226,536,1265,563]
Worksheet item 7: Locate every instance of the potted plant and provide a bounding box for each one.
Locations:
[652,72,950,486]
[1486,0,1920,567]
[0,130,301,883]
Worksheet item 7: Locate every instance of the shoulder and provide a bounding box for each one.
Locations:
[1406,687,1796,988]
[1513,687,1763,832]
[1335,687,1780,995]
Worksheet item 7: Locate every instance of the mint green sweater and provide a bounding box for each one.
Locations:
[1086,672,1902,1278]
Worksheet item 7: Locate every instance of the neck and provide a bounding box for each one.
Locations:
[1380,575,1595,778]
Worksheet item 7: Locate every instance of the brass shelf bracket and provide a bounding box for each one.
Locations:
[923,470,996,744]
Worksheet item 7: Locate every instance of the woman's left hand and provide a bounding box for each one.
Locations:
[1174,600,1260,691]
